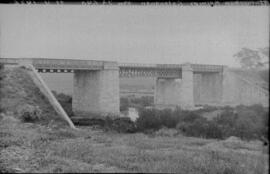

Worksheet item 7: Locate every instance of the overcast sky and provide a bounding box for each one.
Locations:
[0,5,269,67]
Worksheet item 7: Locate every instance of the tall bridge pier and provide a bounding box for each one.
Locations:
[72,62,120,116]
[154,64,194,109]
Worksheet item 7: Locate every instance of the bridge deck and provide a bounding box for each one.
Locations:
[119,63,224,73]
[0,58,224,74]
[0,58,105,70]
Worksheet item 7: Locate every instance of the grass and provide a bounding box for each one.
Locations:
[0,67,67,125]
[0,114,268,173]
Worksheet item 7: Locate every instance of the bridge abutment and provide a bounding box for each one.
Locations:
[154,64,194,109]
[72,62,120,116]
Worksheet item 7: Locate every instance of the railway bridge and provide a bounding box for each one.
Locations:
[1,58,268,116]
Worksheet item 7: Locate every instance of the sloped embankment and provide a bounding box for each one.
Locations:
[0,66,68,125]
[0,66,81,172]
[230,68,269,90]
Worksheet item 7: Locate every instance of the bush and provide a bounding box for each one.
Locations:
[156,109,176,128]
[120,97,129,112]
[177,116,223,139]
[135,108,204,132]
[179,110,202,123]
[212,104,268,140]
[111,117,137,133]
[0,67,4,113]
[52,91,74,117]
[196,105,220,113]
[261,111,269,139]
[17,104,42,122]
[213,109,238,138]
[234,107,265,140]
[136,108,162,131]
[135,104,268,140]
[103,116,136,133]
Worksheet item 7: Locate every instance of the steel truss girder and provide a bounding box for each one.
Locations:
[119,68,181,78]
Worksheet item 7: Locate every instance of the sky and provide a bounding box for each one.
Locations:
[0,4,269,67]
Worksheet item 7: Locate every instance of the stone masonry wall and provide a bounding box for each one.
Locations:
[72,67,120,116]
[193,72,223,105]
[154,78,182,106]
[154,64,194,109]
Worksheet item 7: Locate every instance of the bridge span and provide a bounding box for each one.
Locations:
[0,58,268,116]
[0,58,223,74]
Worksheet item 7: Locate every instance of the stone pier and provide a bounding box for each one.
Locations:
[72,62,120,116]
[193,72,223,106]
[154,64,194,109]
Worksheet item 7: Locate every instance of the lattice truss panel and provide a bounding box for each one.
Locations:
[119,67,181,78]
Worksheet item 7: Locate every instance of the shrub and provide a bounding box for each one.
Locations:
[17,104,42,122]
[111,117,137,133]
[157,109,176,128]
[196,105,220,113]
[261,111,269,139]
[103,116,136,133]
[213,104,268,140]
[135,108,205,132]
[136,108,162,131]
[136,104,268,140]
[234,108,265,140]
[177,118,224,139]
[136,107,210,132]
[0,67,4,113]
[213,109,238,138]
[120,97,129,112]
[178,110,202,123]
[204,121,224,139]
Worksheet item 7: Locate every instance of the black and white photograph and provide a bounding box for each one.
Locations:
[0,2,269,173]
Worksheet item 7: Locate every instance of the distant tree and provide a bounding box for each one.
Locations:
[234,47,269,69]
